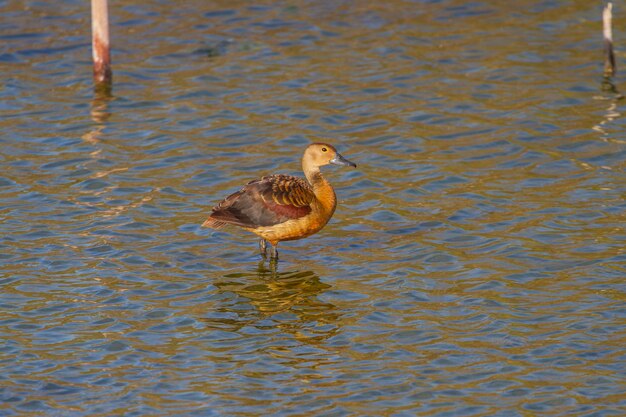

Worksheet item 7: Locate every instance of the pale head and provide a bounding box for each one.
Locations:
[302,143,357,170]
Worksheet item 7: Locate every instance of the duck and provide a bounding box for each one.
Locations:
[202,143,356,260]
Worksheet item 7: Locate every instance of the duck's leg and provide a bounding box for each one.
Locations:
[259,238,268,258]
[270,242,279,261]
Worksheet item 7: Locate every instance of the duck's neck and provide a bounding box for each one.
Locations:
[303,163,337,215]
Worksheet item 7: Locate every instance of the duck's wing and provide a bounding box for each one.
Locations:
[203,174,315,229]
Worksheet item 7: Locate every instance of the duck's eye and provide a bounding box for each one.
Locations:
[321,147,327,152]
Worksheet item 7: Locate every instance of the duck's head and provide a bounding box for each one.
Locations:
[303,143,357,169]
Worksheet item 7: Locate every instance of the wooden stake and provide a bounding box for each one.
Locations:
[91,0,112,88]
[603,2,616,77]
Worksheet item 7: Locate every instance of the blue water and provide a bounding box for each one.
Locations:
[1,1,625,416]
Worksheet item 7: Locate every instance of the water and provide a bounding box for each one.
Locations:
[1,0,625,416]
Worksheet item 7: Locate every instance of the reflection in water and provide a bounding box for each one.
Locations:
[593,76,624,146]
[75,90,159,238]
[600,76,620,96]
[216,265,334,318]
[207,265,340,343]
[83,89,113,143]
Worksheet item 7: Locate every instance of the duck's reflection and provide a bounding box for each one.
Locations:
[205,263,340,343]
[220,262,334,316]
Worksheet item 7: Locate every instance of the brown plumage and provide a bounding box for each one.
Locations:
[202,143,356,260]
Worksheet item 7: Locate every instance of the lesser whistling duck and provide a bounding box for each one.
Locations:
[202,143,356,260]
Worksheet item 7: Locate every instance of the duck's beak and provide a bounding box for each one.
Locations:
[330,153,357,168]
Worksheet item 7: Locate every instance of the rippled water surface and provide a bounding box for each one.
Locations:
[1,0,625,416]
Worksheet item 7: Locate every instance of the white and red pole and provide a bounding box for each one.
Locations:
[91,0,112,87]
[603,2,616,77]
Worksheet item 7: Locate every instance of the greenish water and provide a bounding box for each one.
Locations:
[1,1,625,416]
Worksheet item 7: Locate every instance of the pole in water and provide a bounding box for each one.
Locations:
[603,2,616,77]
[91,0,112,89]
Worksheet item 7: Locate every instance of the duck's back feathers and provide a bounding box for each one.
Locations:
[203,174,314,229]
